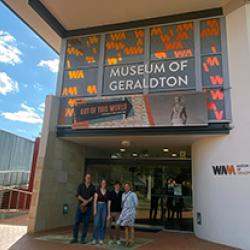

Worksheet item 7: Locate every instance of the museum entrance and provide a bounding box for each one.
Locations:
[86,158,193,232]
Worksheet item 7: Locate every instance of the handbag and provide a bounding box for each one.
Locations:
[79,203,87,213]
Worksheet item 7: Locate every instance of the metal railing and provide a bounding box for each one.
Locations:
[0,188,32,211]
[0,170,30,189]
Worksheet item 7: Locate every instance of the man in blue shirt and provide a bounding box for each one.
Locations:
[107,181,123,245]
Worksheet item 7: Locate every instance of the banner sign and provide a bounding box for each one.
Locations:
[74,98,133,122]
[59,92,208,129]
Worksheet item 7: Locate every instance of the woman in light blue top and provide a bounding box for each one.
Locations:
[116,182,138,246]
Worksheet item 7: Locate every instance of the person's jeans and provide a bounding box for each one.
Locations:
[73,205,91,239]
[93,203,107,240]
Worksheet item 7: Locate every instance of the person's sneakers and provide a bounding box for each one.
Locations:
[92,240,97,245]
[116,240,121,245]
[80,238,86,244]
[70,238,78,244]
[99,240,104,245]
[108,239,114,245]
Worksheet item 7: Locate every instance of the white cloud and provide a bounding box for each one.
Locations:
[2,103,43,124]
[0,72,19,95]
[0,31,22,65]
[38,102,45,112]
[18,129,26,133]
[37,59,59,73]
[23,84,28,88]
[33,82,42,90]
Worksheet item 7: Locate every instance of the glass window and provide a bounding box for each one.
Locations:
[150,22,194,60]
[200,18,221,54]
[65,36,101,68]
[204,88,226,120]
[86,160,193,232]
[104,29,145,65]
[202,55,223,87]
[62,68,98,97]
[59,17,230,123]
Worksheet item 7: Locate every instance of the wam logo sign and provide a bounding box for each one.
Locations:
[212,164,250,175]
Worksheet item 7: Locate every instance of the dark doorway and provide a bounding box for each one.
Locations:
[86,158,193,232]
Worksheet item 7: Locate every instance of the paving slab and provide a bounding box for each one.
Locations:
[0,214,242,250]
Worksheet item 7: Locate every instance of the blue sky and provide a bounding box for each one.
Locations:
[0,3,59,140]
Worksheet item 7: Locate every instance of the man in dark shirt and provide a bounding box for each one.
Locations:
[70,173,95,244]
[107,181,123,245]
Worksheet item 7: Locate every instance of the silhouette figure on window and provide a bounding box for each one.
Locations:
[172,196,184,225]
[150,184,161,220]
[166,180,175,220]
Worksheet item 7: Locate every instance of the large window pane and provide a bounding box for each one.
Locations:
[204,88,226,121]
[62,67,98,97]
[200,18,221,54]
[202,55,223,87]
[65,36,101,67]
[86,161,193,231]
[104,29,145,65]
[150,22,194,60]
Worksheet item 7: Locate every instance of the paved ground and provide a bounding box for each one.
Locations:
[0,214,242,250]
[0,214,28,250]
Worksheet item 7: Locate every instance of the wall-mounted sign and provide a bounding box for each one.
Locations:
[61,17,229,122]
[103,59,195,95]
[174,184,182,196]
[180,150,186,159]
[58,92,208,129]
[212,164,250,176]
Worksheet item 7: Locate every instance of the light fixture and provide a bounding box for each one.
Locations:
[163,148,169,152]
[122,141,131,147]
[120,148,126,152]
[133,153,138,157]
[172,153,177,157]
[111,153,120,159]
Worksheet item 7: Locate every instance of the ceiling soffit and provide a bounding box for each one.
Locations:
[30,0,224,38]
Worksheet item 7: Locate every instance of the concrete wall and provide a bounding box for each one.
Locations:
[192,4,250,250]
[0,130,34,171]
[28,95,86,233]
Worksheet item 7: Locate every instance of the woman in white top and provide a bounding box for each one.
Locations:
[116,182,138,246]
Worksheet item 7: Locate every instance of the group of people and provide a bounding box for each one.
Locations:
[70,173,138,246]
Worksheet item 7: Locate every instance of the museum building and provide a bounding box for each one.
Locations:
[2,0,250,249]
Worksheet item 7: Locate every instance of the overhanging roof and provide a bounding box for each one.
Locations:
[1,0,242,54]
[1,0,61,54]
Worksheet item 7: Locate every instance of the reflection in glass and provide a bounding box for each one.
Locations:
[86,162,193,231]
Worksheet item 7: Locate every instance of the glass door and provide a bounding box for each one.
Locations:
[133,165,163,227]
[162,165,193,231]
[86,159,193,232]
